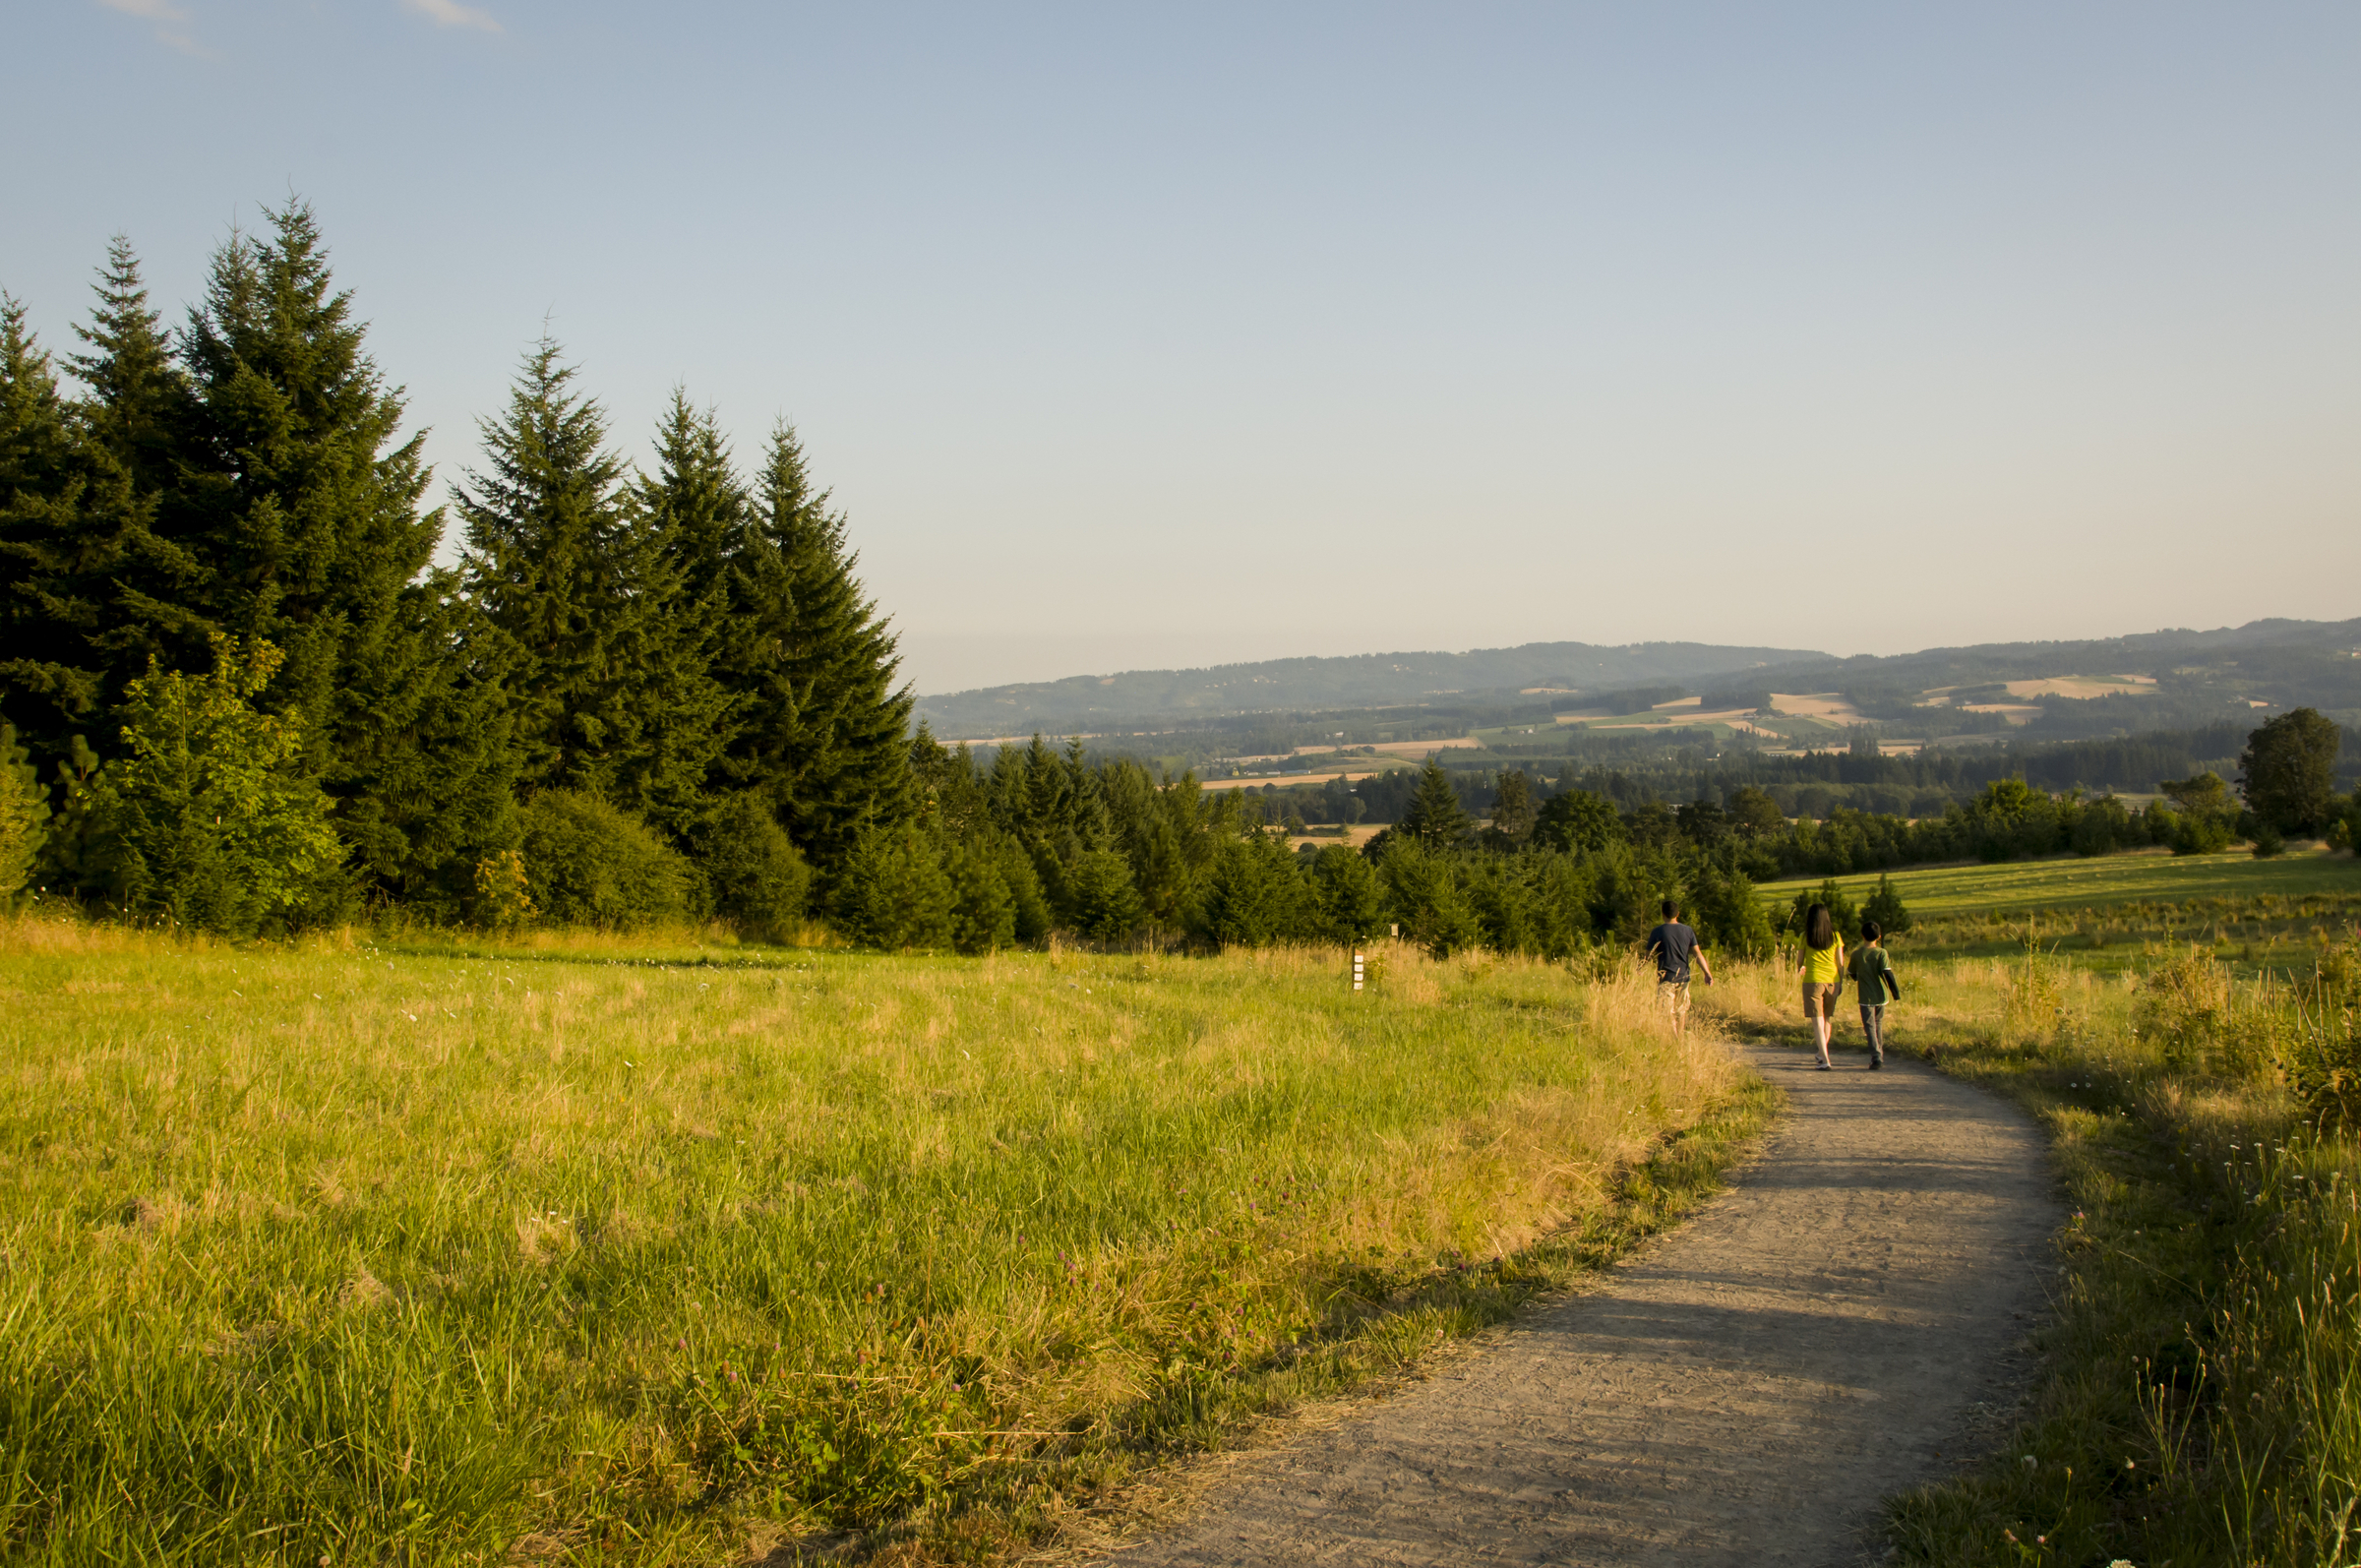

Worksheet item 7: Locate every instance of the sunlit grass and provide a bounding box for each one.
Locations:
[0,915,1764,1564]
[1759,845,2361,977]
[1759,843,2359,917]
[1695,935,2361,1567]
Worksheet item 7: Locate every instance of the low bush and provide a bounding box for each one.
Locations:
[693,793,812,937]
[517,791,696,928]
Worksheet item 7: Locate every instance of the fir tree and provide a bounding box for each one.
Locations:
[749,423,913,876]
[635,392,755,799]
[166,209,515,900]
[70,238,183,493]
[1396,757,1472,846]
[0,242,208,768]
[457,339,729,836]
[0,298,87,752]
[832,823,954,949]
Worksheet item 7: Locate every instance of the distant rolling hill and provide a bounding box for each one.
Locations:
[912,619,2361,742]
[914,640,1828,738]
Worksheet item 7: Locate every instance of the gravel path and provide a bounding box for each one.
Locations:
[1107,1042,2061,1568]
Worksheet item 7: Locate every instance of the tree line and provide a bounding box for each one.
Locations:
[0,206,907,934]
[2,207,2346,958]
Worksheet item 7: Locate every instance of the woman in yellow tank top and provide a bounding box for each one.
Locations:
[1796,902,1846,1069]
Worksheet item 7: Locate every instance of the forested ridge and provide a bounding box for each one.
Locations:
[2,209,2352,959]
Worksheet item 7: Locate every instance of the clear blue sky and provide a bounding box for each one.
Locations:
[11,3,2358,694]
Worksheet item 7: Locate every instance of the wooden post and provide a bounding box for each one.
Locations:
[1352,951,1364,992]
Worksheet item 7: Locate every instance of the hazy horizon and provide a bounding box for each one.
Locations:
[12,3,2358,694]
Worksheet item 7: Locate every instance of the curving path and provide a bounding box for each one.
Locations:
[1107,1043,2061,1568]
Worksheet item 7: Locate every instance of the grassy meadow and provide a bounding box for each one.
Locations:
[1699,893,2361,1568]
[0,918,1769,1566]
[1761,844,2361,975]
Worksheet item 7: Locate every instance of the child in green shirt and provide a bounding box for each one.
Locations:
[1846,920,1903,1068]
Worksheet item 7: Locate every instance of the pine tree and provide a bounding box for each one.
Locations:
[832,823,954,950]
[0,241,210,769]
[749,423,913,876]
[457,339,728,836]
[0,297,88,753]
[164,208,515,901]
[1397,757,1472,846]
[636,392,753,795]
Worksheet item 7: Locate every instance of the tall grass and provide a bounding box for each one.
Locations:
[1700,934,2361,1566]
[0,915,1762,1564]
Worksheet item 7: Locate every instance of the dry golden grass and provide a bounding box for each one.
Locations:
[0,913,1756,1565]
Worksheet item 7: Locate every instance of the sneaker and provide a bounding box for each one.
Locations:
[1870,1058,1883,1070]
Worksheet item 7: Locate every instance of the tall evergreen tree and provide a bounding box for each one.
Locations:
[634,391,756,802]
[746,422,913,874]
[457,339,728,837]
[1397,757,1473,846]
[1,240,212,765]
[0,298,85,748]
[164,208,512,899]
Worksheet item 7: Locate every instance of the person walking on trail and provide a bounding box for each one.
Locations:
[1847,919,1903,1069]
[1644,899,1713,1038]
[1797,902,1846,1069]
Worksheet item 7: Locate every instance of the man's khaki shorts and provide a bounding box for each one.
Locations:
[1802,981,1839,1019]
[1658,980,1691,1018]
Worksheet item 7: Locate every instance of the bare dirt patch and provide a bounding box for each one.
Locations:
[1103,1042,2058,1567]
[2001,675,2155,699]
[1766,692,1865,723]
[1199,770,1386,792]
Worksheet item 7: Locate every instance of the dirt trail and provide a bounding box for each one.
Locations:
[1107,1043,2061,1568]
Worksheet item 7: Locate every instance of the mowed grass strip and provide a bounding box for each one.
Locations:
[0,918,1758,1565]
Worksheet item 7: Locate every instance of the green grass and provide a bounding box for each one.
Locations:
[1760,844,2361,918]
[0,919,1770,1566]
[1700,941,2361,1567]
[1763,846,2361,977]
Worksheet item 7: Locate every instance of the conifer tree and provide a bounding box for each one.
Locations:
[749,423,913,875]
[0,298,87,751]
[0,241,209,766]
[457,339,728,837]
[71,238,183,493]
[163,208,513,900]
[1397,757,1473,846]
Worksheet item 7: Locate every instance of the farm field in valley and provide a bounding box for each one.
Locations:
[0,918,1755,1565]
[1757,846,2361,973]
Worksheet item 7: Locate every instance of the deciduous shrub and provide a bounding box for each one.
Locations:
[88,637,342,934]
[0,723,46,900]
[517,791,695,928]
[472,849,535,931]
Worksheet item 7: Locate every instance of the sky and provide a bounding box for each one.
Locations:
[9,3,2359,694]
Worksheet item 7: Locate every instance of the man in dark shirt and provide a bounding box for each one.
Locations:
[1643,899,1713,1037]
